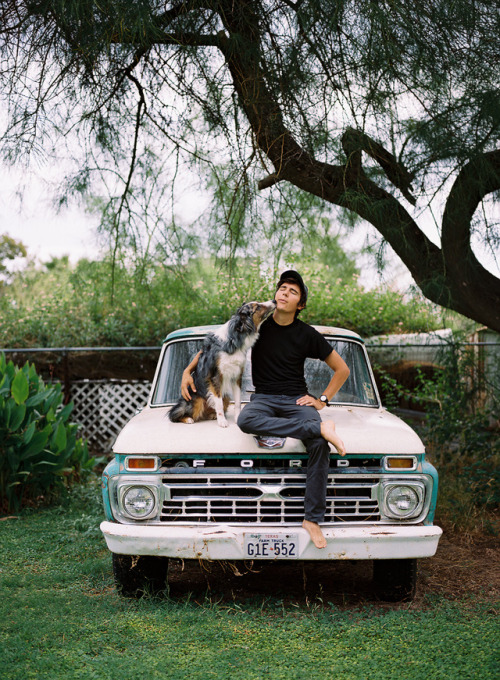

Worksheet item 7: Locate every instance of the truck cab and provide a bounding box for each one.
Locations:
[100,325,442,600]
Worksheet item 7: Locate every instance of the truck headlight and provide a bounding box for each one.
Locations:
[121,486,157,520]
[382,482,424,519]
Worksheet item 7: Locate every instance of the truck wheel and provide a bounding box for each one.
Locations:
[373,558,417,602]
[112,554,169,597]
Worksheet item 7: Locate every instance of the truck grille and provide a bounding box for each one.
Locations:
[160,474,380,524]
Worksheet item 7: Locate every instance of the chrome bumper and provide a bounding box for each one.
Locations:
[101,521,442,561]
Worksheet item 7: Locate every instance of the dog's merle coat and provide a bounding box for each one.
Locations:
[169,300,275,427]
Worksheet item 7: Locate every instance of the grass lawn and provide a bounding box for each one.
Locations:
[1,486,498,680]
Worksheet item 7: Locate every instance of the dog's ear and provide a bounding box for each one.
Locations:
[234,315,248,333]
[234,304,253,333]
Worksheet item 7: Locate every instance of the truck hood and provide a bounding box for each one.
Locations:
[113,404,424,455]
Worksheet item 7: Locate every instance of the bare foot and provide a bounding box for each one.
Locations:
[320,421,346,456]
[302,520,327,549]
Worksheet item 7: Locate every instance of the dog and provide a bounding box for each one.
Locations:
[169,300,276,427]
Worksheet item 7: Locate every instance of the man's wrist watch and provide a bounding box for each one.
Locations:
[319,395,329,406]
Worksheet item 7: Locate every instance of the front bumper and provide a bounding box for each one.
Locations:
[100,521,442,561]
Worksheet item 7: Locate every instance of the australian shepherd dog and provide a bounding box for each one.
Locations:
[169,300,275,427]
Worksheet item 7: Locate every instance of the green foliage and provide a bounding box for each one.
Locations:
[0,234,27,286]
[0,354,94,511]
[378,340,500,520]
[417,343,500,513]
[300,273,437,337]
[0,255,440,348]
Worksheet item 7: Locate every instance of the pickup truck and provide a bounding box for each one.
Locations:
[100,324,442,600]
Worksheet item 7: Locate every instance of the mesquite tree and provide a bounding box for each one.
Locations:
[1,1,499,329]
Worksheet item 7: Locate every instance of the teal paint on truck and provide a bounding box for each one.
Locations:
[101,458,120,521]
[422,460,440,525]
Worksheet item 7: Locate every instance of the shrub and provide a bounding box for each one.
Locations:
[0,255,441,348]
[376,340,500,524]
[418,343,500,514]
[0,354,94,512]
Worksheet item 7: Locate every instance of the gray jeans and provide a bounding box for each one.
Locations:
[237,394,330,523]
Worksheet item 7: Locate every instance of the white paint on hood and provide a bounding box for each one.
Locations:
[112,404,424,456]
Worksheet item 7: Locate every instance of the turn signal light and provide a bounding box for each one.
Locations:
[385,457,415,469]
[127,458,156,470]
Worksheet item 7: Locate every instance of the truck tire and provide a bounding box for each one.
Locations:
[112,554,169,597]
[373,558,417,602]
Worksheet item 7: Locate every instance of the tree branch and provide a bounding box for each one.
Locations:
[110,72,146,302]
[154,32,221,47]
[213,1,500,330]
[109,32,221,48]
[258,173,280,190]
[341,127,416,205]
[441,150,500,328]
[155,1,198,27]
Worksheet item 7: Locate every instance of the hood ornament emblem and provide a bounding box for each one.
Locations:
[254,435,287,449]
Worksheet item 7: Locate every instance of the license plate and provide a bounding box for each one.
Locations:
[244,533,299,559]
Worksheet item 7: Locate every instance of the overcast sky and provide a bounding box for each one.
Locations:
[3,166,101,262]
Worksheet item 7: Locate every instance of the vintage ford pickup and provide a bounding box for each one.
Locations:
[100,324,442,600]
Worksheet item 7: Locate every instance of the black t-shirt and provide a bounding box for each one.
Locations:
[251,316,333,396]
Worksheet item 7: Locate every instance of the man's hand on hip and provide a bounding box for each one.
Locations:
[296,395,324,410]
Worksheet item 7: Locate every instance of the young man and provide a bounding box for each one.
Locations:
[180,270,350,549]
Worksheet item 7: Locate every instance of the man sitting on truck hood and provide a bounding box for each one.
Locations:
[236,270,350,549]
[181,270,350,549]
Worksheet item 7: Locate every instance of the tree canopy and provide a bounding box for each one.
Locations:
[1,1,499,329]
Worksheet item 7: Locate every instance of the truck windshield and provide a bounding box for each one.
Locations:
[152,337,379,407]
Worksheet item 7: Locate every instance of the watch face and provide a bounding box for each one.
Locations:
[320,395,328,403]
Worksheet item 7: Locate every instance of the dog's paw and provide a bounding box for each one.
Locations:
[185,417,195,424]
[217,418,229,428]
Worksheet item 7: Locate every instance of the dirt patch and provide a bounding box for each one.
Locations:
[165,529,500,609]
[420,531,499,603]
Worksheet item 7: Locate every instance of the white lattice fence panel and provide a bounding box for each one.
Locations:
[68,380,152,451]
[70,382,103,448]
[99,382,151,446]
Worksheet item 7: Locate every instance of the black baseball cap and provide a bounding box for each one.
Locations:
[276,270,308,305]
